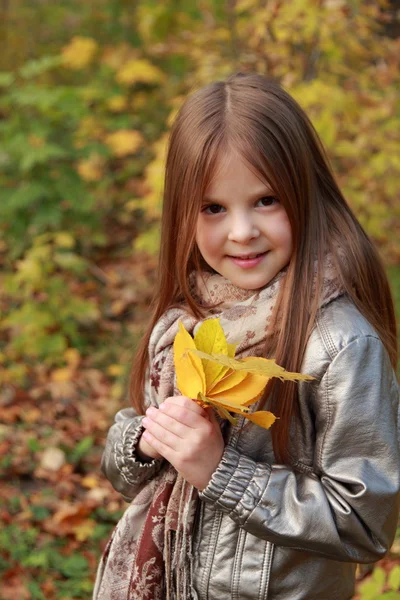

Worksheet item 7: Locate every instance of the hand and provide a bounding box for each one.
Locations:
[137,433,163,461]
[141,396,225,490]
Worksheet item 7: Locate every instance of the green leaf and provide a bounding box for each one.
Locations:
[69,436,94,464]
[53,251,88,273]
[59,554,89,578]
[373,567,387,590]
[27,437,41,452]
[0,182,51,215]
[30,505,51,521]
[22,550,50,568]
[0,72,14,87]
[388,566,400,591]
[359,581,383,600]
[20,143,69,172]
[19,55,63,79]
[26,579,46,600]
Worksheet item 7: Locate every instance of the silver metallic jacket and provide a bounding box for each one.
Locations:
[101,296,400,599]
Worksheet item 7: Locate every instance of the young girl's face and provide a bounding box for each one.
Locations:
[196,150,293,290]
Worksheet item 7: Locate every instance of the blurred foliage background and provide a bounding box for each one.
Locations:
[0,0,399,598]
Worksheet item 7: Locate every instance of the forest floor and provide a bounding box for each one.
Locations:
[1,252,399,599]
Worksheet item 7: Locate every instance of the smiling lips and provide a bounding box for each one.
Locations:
[231,252,265,259]
[228,251,267,269]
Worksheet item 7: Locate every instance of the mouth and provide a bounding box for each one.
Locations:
[227,251,268,269]
[228,252,266,260]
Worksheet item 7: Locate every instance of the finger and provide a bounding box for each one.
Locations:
[142,415,181,449]
[142,430,176,463]
[163,396,208,417]
[145,406,191,438]
[159,401,209,428]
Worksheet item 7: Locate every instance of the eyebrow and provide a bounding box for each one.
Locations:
[203,188,274,204]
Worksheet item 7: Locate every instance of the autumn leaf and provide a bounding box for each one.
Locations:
[61,36,98,70]
[116,58,164,86]
[105,129,143,157]
[106,95,128,112]
[77,154,105,182]
[73,518,96,542]
[192,350,314,383]
[174,321,206,398]
[174,319,313,430]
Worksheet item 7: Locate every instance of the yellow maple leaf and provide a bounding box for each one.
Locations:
[174,319,313,430]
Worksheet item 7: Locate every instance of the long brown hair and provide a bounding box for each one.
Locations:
[130,72,398,462]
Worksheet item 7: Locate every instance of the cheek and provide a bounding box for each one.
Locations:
[271,216,293,255]
[195,221,206,253]
[196,221,222,257]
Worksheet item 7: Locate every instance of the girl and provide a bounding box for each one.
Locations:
[94,73,400,600]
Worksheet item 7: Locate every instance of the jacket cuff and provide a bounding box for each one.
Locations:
[200,446,272,513]
[115,416,163,485]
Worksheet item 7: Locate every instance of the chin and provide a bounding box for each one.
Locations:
[230,278,268,290]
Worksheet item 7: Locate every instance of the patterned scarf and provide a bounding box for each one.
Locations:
[93,259,343,600]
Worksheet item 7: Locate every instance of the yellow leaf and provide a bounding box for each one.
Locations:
[106,95,128,112]
[105,129,143,157]
[205,395,250,413]
[194,319,229,390]
[73,518,96,542]
[227,343,237,357]
[81,475,99,489]
[245,410,277,429]
[77,154,105,181]
[208,368,247,394]
[51,367,73,383]
[241,389,265,408]
[174,321,206,398]
[194,319,228,354]
[204,397,276,430]
[211,371,268,405]
[174,318,313,432]
[191,350,314,382]
[62,37,98,70]
[64,348,80,368]
[198,393,240,426]
[116,59,164,86]
[54,232,75,249]
[107,364,124,377]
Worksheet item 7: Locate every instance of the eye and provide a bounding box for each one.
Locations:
[257,196,278,207]
[201,204,225,215]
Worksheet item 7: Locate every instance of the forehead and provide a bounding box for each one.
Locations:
[205,149,272,198]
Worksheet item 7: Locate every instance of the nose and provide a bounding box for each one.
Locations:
[227,214,260,243]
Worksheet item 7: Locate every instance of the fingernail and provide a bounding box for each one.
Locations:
[146,407,156,416]
[142,417,149,426]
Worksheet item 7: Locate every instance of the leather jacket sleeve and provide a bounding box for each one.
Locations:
[100,407,164,501]
[200,335,400,563]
